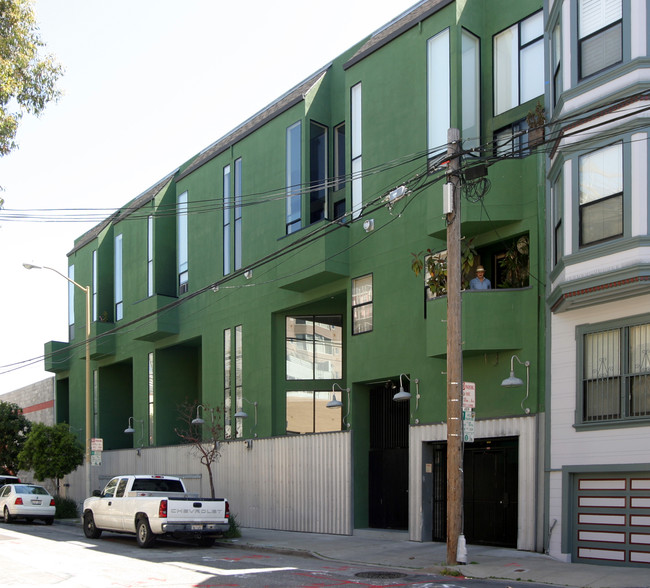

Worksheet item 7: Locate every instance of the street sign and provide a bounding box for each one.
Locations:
[462,382,475,409]
[91,438,103,451]
[463,408,475,442]
[90,451,102,466]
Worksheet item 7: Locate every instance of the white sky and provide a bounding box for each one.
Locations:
[0,0,419,394]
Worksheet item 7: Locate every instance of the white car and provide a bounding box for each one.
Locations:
[0,484,55,525]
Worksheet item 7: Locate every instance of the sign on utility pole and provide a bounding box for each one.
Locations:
[446,128,462,566]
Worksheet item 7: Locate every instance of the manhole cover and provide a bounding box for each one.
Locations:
[355,571,408,579]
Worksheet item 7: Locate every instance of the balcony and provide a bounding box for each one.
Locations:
[133,295,179,342]
[89,321,116,359]
[426,288,532,357]
[44,341,70,373]
[426,158,538,239]
[279,223,350,292]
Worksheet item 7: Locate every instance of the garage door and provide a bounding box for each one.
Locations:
[575,474,650,566]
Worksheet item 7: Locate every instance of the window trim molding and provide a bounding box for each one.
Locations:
[352,273,373,335]
[575,312,650,428]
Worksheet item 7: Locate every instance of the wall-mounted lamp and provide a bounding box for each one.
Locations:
[393,373,420,406]
[234,398,258,437]
[327,383,351,429]
[124,417,144,451]
[192,404,212,425]
[501,355,531,414]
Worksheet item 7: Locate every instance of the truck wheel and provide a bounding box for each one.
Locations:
[3,507,13,523]
[83,511,102,538]
[198,537,216,547]
[136,517,156,548]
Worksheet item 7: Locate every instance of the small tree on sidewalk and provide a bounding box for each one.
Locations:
[17,423,84,493]
[175,401,223,499]
[0,401,31,476]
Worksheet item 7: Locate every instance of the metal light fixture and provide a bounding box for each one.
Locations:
[234,398,258,436]
[192,404,206,425]
[501,355,531,414]
[393,373,419,402]
[326,383,351,429]
[124,416,143,434]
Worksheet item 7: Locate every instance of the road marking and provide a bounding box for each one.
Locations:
[166,561,296,576]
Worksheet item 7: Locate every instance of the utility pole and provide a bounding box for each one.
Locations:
[446,128,462,565]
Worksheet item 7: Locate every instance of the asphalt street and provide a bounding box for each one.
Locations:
[0,520,554,588]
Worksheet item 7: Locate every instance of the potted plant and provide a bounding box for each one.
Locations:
[411,239,477,297]
[526,101,545,147]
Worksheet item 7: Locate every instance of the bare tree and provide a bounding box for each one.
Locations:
[175,401,223,499]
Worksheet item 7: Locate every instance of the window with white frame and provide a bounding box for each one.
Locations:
[427,29,450,156]
[552,22,562,106]
[177,191,188,293]
[224,325,243,439]
[579,318,650,424]
[494,11,544,116]
[224,327,232,438]
[333,122,346,202]
[578,0,622,80]
[223,159,242,273]
[286,121,302,234]
[114,234,123,321]
[352,274,373,335]
[223,165,231,275]
[351,83,362,219]
[309,121,328,224]
[579,142,623,247]
[552,174,563,267]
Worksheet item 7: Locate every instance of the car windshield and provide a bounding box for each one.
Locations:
[14,485,48,495]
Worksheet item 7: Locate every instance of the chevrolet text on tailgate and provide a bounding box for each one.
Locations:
[82,475,229,548]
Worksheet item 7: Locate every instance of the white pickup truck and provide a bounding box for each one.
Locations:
[82,474,229,548]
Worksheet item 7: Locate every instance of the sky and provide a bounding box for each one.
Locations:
[0,0,420,394]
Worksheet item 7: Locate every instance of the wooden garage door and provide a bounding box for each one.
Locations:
[575,474,650,566]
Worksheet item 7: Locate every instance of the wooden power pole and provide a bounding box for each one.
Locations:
[446,128,463,565]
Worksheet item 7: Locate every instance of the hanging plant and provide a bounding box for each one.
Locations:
[499,235,529,288]
[411,239,477,297]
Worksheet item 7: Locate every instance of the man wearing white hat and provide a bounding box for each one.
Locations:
[469,265,491,290]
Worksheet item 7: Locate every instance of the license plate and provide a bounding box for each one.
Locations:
[191,524,203,531]
[31,500,42,505]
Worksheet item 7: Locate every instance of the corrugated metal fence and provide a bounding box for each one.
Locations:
[62,431,353,536]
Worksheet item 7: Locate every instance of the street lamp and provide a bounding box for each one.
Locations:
[23,263,92,499]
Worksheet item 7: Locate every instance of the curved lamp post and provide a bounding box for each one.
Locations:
[23,263,92,498]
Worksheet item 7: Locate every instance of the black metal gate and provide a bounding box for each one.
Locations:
[368,385,409,529]
[432,437,518,547]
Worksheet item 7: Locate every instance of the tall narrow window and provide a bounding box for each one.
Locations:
[494,12,544,115]
[223,165,231,275]
[552,23,562,106]
[333,123,346,217]
[286,121,302,234]
[552,174,563,267]
[92,250,98,322]
[352,274,373,334]
[235,325,243,438]
[309,121,328,224]
[234,158,242,271]
[428,29,450,155]
[224,328,232,439]
[147,215,154,297]
[114,234,123,321]
[351,83,362,219]
[579,0,622,79]
[177,191,188,293]
[579,142,623,247]
[461,29,480,151]
[68,265,75,340]
[148,352,154,446]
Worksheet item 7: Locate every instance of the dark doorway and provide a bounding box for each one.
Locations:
[368,384,409,529]
[431,437,518,547]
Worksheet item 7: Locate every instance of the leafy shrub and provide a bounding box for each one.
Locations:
[224,513,241,538]
[54,495,78,519]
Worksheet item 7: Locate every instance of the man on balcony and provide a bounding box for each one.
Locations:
[469,266,491,290]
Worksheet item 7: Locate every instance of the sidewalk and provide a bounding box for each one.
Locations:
[219,527,650,588]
